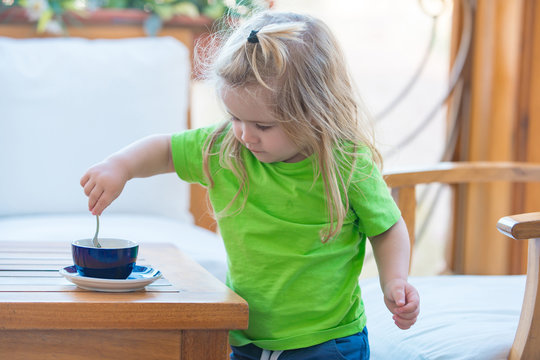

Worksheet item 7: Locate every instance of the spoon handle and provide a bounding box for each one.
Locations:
[92,215,101,248]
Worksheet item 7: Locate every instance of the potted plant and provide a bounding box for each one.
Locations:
[0,0,269,35]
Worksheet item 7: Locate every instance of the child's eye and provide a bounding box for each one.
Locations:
[256,124,273,131]
[230,116,239,122]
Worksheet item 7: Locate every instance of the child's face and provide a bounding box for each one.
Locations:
[221,86,306,163]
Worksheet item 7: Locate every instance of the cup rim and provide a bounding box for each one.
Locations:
[72,238,138,249]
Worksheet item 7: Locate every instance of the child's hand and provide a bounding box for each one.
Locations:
[383,279,420,330]
[80,159,129,216]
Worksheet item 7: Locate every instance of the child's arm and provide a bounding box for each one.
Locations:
[80,134,174,216]
[369,217,420,330]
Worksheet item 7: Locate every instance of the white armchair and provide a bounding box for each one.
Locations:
[0,36,227,282]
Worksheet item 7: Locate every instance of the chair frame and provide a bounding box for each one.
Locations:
[384,161,540,359]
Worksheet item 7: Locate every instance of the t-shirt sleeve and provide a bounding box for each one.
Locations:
[170,125,217,186]
[348,151,401,237]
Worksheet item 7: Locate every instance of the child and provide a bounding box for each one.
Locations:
[81,10,419,360]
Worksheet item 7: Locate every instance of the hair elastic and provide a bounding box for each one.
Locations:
[247,30,260,44]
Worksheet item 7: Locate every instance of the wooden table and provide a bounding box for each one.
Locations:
[0,241,248,360]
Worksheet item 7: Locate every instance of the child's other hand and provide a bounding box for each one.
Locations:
[80,159,128,216]
[383,279,420,330]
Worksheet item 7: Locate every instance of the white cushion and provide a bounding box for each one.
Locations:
[0,36,191,222]
[0,38,228,282]
[360,275,525,359]
[0,214,227,282]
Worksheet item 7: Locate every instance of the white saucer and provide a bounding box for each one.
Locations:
[60,265,162,292]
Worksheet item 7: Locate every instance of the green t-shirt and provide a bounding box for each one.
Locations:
[171,124,401,351]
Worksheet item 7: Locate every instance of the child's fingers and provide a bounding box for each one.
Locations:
[92,188,121,216]
[397,288,420,314]
[91,201,105,216]
[393,314,417,330]
[395,300,419,315]
[383,282,402,300]
[83,180,96,197]
[384,287,407,311]
[391,287,406,307]
[80,172,90,187]
[393,299,419,329]
[88,187,104,213]
[395,306,419,319]
[91,200,106,216]
[405,285,420,305]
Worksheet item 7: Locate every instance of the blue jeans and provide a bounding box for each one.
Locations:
[230,328,369,360]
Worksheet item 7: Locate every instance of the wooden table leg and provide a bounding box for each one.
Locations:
[181,330,230,360]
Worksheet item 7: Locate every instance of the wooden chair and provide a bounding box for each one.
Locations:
[366,162,540,359]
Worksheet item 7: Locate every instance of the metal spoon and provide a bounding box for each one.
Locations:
[92,215,102,248]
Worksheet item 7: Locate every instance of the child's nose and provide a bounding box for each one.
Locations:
[241,124,258,144]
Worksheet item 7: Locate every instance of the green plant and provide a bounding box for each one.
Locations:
[0,0,267,34]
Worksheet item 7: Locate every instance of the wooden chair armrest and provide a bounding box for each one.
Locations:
[384,161,540,187]
[496,212,540,359]
[383,162,540,254]
[497,212,540,240]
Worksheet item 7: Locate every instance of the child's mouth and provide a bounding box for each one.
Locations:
[246,146,263,154]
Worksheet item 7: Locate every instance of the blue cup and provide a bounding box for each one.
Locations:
[72,238,139,279]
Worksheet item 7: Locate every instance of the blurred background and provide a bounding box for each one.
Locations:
[2,0,538,278]
[0,0,460,277]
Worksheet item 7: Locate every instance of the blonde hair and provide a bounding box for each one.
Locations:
[198,11,382,242]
